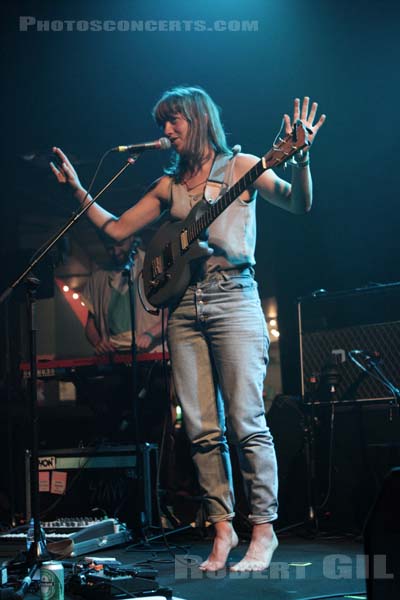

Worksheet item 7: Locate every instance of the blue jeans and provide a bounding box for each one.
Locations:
[167,269,278,524]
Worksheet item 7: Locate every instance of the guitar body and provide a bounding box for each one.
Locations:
[143,201,213,308]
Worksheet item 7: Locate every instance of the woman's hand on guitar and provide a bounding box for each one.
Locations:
[50,147,84,193]
[283,97,326,151]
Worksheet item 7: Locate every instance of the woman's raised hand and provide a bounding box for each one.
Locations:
[283,97,326,149]
[50,147,84,193]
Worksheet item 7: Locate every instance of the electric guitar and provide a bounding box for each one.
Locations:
[143,120,309,308]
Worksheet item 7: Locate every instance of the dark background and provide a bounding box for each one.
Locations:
[2,0,400,393]
[0,0,399,525]
[3,0,399,390]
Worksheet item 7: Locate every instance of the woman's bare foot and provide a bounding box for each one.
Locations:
[230,523,278,572]
[199,521,239,572]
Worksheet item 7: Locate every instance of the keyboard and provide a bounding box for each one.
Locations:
[20,352,169,379]
[0,518,131,557]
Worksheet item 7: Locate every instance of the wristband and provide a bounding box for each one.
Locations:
[74,188,91,206]
[287,149,310,168]
[292,160,310,168]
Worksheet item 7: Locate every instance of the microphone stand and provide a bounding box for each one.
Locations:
[348,352,400,410]
[0,152,142,591]
[121,247,146,527]
[24,275,51,564]
[292,365,340,538]
[0,155,140,306]
[303,382,319,534]
[122,242,163,537]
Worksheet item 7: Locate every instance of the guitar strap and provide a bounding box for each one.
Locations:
[204,145,241,204]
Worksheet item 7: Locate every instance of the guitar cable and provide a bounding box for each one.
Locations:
[137,269,160,316]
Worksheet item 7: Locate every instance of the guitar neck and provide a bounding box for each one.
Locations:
[186,157,268,244]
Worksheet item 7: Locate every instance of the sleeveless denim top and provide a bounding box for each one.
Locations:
[169,152,257,273]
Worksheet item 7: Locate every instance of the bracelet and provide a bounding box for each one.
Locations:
[293,161,310,169]
[288,151,310,169]
[74,188,91,206]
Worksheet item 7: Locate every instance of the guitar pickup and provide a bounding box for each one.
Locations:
[151,255,163,277]
[151,243,173,283]
[180,229,189,251]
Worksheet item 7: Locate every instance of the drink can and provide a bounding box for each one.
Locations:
[40,561,64,600]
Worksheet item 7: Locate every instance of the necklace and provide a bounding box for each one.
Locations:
[182,152,215,192]
[182,177,208,192]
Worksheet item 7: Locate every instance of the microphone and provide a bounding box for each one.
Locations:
[112,137,171,153]
[349,349,381,361]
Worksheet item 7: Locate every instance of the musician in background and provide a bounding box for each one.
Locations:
[51,86,325,572]
[80,233,167,444]
[82,234,164,355]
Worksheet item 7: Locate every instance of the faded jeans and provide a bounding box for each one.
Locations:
[167,269,278,524]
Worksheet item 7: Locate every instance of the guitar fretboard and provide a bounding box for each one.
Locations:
[186,160,266,244]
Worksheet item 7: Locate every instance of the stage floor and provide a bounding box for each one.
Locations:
[2,530,368,600]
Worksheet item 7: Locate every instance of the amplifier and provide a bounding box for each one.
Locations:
[298,283,400,402]
[25,444,159,529]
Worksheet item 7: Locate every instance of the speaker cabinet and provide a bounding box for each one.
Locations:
[298,283,400,401]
